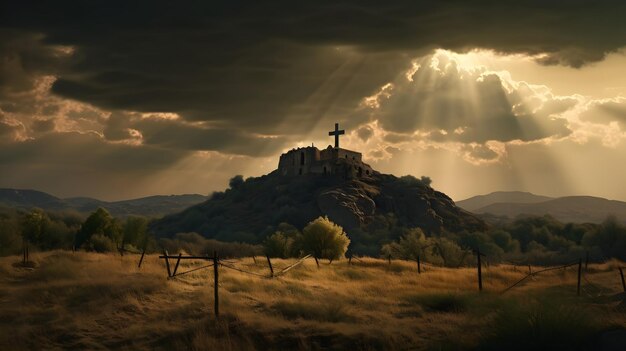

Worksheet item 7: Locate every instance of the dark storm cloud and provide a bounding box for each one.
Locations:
[103,112,135,141]
[0,30,66,98]
[48,44,406,135]
[102,113,288,156]
[0,131,193,199]
[132,118,288,157]
[0,131,185,172]
[1,0,624,139]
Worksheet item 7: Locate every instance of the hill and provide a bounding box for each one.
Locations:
[150,171,486,251]
[0,188,67,209]
[456,191,554,212]
[0,188,207,218]
[473,196,626,223]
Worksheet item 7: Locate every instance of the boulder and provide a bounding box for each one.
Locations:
[317,188,376,229]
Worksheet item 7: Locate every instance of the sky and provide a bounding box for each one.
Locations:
[1,1,626,201]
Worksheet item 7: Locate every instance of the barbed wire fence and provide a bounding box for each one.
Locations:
[142,246,626,318]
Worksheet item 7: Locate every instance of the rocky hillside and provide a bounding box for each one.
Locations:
[150,171,487,246]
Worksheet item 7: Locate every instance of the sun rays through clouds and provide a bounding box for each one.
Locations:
[1,1,626,200]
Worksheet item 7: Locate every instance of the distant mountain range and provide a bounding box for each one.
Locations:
[4,187,625,225]
[456,191,626,223]
[0,188,208,218]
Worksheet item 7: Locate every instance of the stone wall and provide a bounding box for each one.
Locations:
[319,145,362,162]
[278,146,373,178]
[277,146,320,176]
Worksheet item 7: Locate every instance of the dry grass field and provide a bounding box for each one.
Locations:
[0,251,624,350]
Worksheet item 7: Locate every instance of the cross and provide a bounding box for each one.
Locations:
[328,123,345,148]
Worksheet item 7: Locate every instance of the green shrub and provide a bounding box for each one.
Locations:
[263,232,294,258]
[301,216,350,260]
[87,234,117,252]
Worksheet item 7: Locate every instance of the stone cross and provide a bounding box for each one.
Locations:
[328,123,345,148]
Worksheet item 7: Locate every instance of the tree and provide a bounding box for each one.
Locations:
[398,175,432,187]
[301,216,350,260]
[490,230,520,253]
[420,176,432,187]
[276,222,300,237]
[122,216,148,250]
[76,208,120,249]
[432,237,469,267]
[264,232,293,258]
[382,228,430,260]
[229,175,245,190]
[582,215,626,260]
[21,209,50,244]
[264,223,303,258]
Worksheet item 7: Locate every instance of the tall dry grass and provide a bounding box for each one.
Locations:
[0,251,624,350]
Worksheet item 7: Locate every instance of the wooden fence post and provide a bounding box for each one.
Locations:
[314,256,320,268]
[163,249,172,277]
[619,267,626,292]
[138,246,146,268]
[476,248,483,292]
[528,265,532,275]
[172,253,182,276]
[417,255,421,274]
[252,256,257,264]
[388,254,392,265]
[213,251,219,318]
[266,255,274,277]
[348,255,352,265]
[577,258,582,296]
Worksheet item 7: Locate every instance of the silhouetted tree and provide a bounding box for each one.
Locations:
[76,208,120,249]
[229,175,245,190]
[420,176,432,186]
